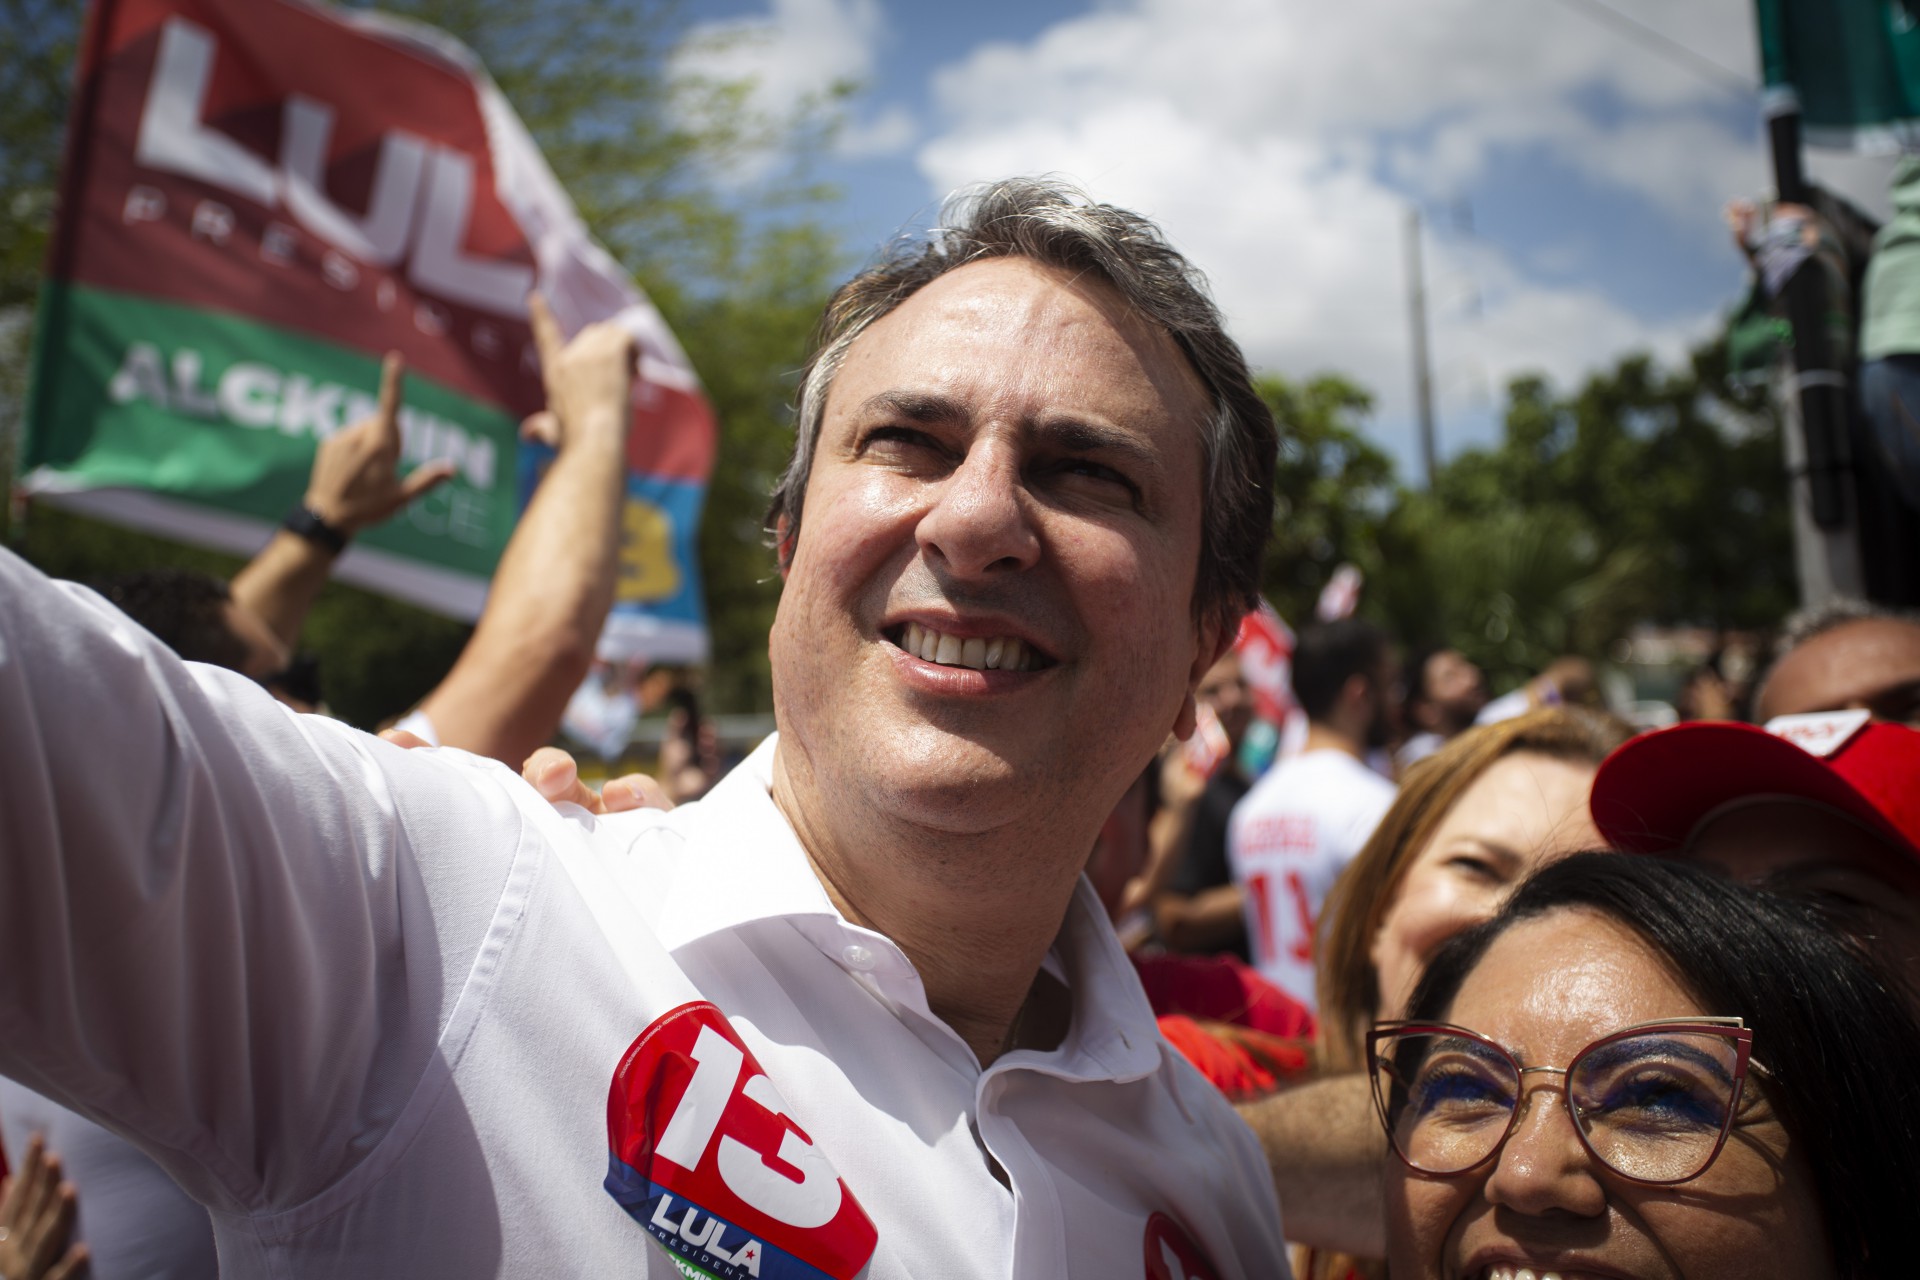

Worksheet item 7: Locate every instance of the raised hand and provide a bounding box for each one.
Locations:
[304,352,457,536]
[0,1137,87,1280]
[521,293,635,452]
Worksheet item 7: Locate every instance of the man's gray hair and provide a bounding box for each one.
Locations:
[1775,598,1919,653]
[766,177,1277,637]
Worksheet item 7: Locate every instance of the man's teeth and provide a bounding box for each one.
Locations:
[900,622,1034,671]
[1481,1267,1574,1280]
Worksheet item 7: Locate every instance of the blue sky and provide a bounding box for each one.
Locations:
[670,0,1898,479]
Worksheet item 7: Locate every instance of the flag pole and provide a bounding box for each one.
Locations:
[1765,90,1865,603]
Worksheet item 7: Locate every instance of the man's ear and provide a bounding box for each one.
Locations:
[773,514,795,581]
[1341,670,1375,721]
[1172,612,1237,741]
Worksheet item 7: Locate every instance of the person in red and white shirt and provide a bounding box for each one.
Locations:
[1228,619,1399,1010]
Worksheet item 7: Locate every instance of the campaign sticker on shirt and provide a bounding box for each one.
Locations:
[1142,1211,1220,1280]
[605,1001,878,1280]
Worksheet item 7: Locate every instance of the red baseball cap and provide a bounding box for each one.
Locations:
[1591,712,1920,862]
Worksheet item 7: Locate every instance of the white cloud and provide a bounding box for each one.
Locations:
[838,102,917,158]
[909,0,1891,468]
[679,0,882,116]
[673,0,915,167]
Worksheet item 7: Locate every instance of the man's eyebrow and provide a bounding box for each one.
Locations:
[852,393,1163,470]
[1032,418,1161,471]
[855,390,967,425]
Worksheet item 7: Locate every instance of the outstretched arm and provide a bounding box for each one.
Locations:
[0,547,529,1214]
[228,352,455,650]
[1236,1074,1385,1254]
[412,295,635,765]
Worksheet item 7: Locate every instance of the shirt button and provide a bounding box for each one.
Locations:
[841,943,877,972]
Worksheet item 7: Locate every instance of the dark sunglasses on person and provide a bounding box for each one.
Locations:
[1367,1017,1765,1185]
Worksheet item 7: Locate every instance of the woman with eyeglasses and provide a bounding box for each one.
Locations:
[1374,852,1920,1279]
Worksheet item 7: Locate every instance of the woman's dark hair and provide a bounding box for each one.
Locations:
[1405,852,1920,1280]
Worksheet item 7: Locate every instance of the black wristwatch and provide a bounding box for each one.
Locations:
[282,503,350,555]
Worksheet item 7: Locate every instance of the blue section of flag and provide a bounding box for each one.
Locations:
[619,472,707,628]
[605,1156,834,1280]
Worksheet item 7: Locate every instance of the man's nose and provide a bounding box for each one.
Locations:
[915,441,1041,577]
[1480,1081,1608,1219]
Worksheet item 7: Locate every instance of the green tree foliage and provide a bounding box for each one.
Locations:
[0,0,69,313]
[1366,342,1791,690]
[1256,372,1397,627]
[1371,498,1656,690]
[3,0,838,723]
[674,222,842,713]
[0,0,80,492]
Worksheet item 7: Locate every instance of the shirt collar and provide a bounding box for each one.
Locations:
[644,733,1164,1083]
[646,734,845,953]
[1003,877,1164,1083]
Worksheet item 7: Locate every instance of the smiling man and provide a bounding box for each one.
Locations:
[0,180,1288,1278]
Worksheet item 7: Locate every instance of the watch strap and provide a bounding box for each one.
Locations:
[282,503,350,554]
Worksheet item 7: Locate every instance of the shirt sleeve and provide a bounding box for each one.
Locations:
[0,548,533,1215]
[390,705,441,746]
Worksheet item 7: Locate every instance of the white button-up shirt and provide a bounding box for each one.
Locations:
[0,549,1289,1278]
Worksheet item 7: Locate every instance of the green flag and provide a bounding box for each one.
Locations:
[1756,0,1920,150]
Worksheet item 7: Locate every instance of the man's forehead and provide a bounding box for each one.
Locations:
[833,257,1204,405]
[1760,618,1920,717]
[1688,798,1918,886]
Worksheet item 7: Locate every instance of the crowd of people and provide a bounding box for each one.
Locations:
[4,177,1920,1278]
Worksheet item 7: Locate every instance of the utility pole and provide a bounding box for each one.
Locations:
[1405,206,1438,488]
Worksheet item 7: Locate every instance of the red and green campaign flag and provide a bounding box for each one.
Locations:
[1755,0,1920,151]
[24,0,716,661]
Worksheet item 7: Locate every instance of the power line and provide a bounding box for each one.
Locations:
[1546,0,1758,97]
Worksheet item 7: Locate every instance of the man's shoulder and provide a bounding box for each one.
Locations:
[1242,749,1386,802]
[575,738,838,951]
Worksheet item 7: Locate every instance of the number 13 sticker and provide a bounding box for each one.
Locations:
[605,1002,878,1280]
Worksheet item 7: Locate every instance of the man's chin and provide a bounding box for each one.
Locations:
[860,726,1058,823]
